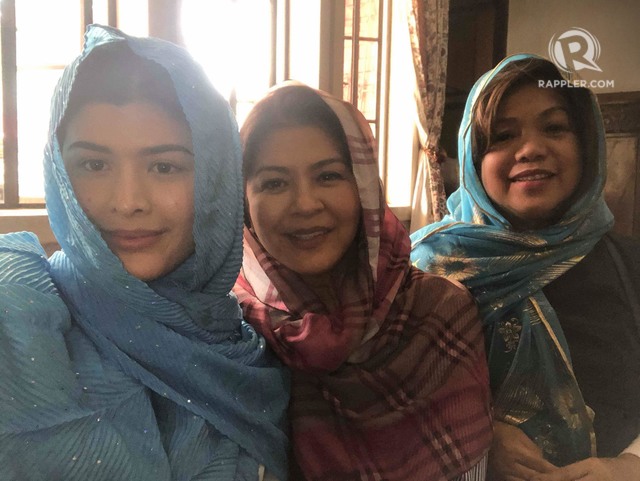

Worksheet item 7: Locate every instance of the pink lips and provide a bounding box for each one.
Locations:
[102,229,165,251]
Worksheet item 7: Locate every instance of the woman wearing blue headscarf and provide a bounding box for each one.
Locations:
[0,25,288,480]
[411,54,640,480]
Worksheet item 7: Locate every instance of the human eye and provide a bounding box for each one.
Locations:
[259,177,287,192]
[492,130,515,143]
[318,170,345,183]
[544,121,572,136]
[151,161,182,174]
[79,159,108,172]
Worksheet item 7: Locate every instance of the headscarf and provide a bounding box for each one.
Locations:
[410,53,614,465]
[234,84,492,480]
[0,25,289,481]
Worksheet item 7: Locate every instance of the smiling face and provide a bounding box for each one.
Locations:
[62,101,196,281]
[479,84,582,230]
[245,125,361,278]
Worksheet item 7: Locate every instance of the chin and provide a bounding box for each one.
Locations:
[122,262,177,282]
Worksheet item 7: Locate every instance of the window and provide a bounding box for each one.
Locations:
[345,0,416,211]
[0,0,147,208]
[1,0,416,216]
[181,0,273,126]
[344,0,382,138]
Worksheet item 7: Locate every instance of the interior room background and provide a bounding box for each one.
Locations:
[0,0,638,256]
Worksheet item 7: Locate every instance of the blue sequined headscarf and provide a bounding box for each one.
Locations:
[410,54,614,465]
[0,25,289,480]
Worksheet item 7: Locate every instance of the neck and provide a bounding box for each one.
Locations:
[301,273,340,311]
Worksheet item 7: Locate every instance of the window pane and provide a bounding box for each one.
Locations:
[181,0,272,126]
[15,0,82,203]
[92,0,111,26]
[357,40,378,119]
[344,0,354,37]
[117,0,148,37]
[385,0,415,208]
[289,0,321,89]
[17,69,63,202]
[16,1,81,68]
[359,0,379,38]
[343,39,353,102]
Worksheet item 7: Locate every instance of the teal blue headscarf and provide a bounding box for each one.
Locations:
[410,54,614,465]
[0,25,289,480]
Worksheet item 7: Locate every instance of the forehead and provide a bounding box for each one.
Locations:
[255,125,343,168]
[498,83,569,118]
[62,101,192,145]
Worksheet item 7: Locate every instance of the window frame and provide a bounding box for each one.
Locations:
[0,0,119,209]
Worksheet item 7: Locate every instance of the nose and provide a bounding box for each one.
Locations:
[109,167,151,216]
[515,130,548,163]
[291,183,323,215]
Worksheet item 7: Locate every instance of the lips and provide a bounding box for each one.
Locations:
[285,227,331,248]
[102,229,166,251]
[510,169,555,182]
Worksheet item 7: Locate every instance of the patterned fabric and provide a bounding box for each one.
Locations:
[410,54,615,466]
[234,85,492,480]
[0,25,289,481]
[407,0,450,231]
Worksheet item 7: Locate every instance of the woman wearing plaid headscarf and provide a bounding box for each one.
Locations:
[233,83,492,480]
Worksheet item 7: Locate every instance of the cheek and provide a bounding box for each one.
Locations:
[248,200,277,242]
[339,185,362,238]
[73,187,100,219]
[480,154,509,197]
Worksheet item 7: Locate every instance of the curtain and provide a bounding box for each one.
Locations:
[407,0,449,232]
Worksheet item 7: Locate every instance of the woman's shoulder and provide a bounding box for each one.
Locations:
[581,232,640,278]
[1,231,51,280]
[401,266,479,322]
[1,230,66,314]
[407,266,476,302]
[603,232,640,257]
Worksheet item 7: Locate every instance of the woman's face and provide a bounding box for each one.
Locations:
[62,102,196,281]
[245,125,361,278]
[480,84,582,230]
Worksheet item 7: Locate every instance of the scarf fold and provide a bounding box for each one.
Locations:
[0,25,288,481]
[410,53,614,466]
[234,85,492,480]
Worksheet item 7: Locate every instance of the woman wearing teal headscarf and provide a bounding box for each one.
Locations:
[411,54,640,480]
[0,25,288,480]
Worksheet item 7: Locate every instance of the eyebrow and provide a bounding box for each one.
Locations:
[539,105,570,118]
[496,105,569,124]
[65,140,110,153]
[65,141,194,156]
[253,157,347,176]
[140,144,194,156]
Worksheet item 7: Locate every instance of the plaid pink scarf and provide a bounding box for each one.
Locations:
[234,88,492,480]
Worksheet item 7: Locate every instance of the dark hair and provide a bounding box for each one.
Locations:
[57,42,186,145]
[240,84,351,180]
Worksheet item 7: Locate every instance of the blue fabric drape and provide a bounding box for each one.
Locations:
[410,54,613,465]
[0,25,289,480]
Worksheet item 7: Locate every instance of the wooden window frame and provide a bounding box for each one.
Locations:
[0,0,118,209]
